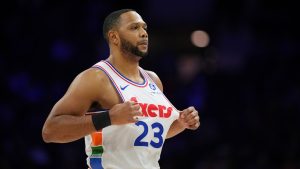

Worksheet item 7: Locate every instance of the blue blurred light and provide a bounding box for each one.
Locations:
[29,146,49,166]
[8,72,30,94]
[51,40,73,62]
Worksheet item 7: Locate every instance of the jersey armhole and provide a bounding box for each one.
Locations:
[91,66,125,103]
[141,68,180,115]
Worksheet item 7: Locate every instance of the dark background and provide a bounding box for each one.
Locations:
[0,0,299,169]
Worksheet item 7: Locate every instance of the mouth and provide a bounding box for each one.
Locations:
[137,40,148,46]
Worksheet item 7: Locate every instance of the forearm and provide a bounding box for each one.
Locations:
[166,120,186,139]
[42,115,95,143]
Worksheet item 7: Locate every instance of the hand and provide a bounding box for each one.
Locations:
[109,101,142,125]
[178,106,200,130]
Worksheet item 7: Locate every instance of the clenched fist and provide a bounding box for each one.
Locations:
[109,101,142,125]
[178,106,200,130]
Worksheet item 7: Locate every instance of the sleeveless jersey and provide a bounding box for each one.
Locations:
[84,60,179,169]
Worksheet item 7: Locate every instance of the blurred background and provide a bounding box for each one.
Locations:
[0,0,299,169]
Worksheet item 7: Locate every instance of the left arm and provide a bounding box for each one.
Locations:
[146,71,200,139]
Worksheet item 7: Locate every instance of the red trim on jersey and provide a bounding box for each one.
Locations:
[142,69,180,113]
[92,65,125,102]
[103,60,148,88]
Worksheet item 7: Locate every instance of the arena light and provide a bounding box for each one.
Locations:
[191,30,210,48]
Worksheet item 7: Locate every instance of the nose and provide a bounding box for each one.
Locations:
[140,28,148,38]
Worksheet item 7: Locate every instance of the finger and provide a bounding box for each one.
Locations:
[185,116,199,126]
[126,101,139,106]
[187,121,200,130]
[127,101,138,105]
[132,116,139,121]
[184,119,198,126]
[186,110,198,120]
[128,118,137,123]
[180,112,197,123]
[180,113,185,119]
[179,110,188,118]
[129,111,142,120]
[184,106,195,113]
[124,101,133,108]
[195,122,200,128]
[131,104,141,111]
[187,106,195,112]
[134,110,143,116]
[189,121,200,129]
[132,110,144,121]
[180,106,195,117]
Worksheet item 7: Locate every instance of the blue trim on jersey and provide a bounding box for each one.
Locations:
[90,157,103,169]
[92,66,125,102]
[142,68,179,112]
[104,60,147,86]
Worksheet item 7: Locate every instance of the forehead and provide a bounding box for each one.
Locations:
[118,11,146,26]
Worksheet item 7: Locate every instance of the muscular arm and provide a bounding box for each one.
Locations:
[146,71,186,139]
[42,69,106,143]
[42,68,142,143]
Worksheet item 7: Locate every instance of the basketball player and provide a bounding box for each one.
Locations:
[42,9,200,169]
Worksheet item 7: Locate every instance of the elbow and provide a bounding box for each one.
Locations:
[42,121,71,143]
[42,131,51,143]
[42,124,54,143]
[42,129,51,143]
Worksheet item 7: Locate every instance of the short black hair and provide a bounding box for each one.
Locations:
[103,9,135,42]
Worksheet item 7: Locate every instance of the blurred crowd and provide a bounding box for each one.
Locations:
[0,0,299,169]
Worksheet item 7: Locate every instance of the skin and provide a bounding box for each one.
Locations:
[42,11,200,143]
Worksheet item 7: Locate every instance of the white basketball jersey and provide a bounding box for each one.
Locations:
[85,60,180,169]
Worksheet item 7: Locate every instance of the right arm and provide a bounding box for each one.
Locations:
[42,68,141,143]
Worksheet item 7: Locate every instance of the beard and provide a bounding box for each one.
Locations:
[120,37,148,58]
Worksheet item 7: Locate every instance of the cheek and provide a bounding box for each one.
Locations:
[121,32,138,42]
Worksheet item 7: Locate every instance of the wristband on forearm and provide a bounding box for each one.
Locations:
[91,110,111,131]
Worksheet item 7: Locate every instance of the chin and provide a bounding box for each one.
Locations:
[135,54,146,59]
[136,50,148,58]
[132,55,143,62]
[140,52,148,58]
[129,48,148,58]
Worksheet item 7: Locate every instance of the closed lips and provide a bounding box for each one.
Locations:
[138,41,148,45]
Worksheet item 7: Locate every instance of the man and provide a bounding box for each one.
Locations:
[42,9,200,169]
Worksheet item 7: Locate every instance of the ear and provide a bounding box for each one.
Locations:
[108,30,119,45]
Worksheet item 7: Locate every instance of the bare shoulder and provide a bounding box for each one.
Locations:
[65,67,111,101]
[145,70,163,91]
[80,67,111,85]
[80,67,121,108]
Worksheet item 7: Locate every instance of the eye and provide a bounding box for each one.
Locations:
[131,26,138,30]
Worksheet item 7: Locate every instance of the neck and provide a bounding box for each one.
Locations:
[107,50,142,82]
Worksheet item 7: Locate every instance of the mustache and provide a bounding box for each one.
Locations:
[137,40,148,45]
